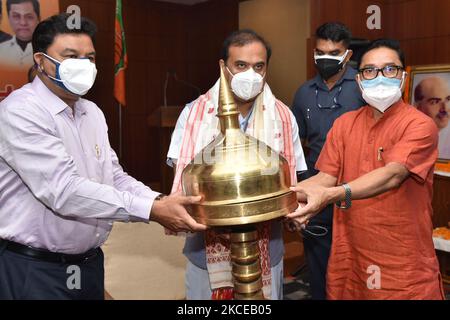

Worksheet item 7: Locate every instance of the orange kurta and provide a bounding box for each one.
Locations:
[316,100,444,300]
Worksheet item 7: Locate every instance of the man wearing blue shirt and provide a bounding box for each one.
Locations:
[291,22,366,300]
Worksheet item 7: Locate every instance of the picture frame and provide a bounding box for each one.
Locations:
[404,64,450,175]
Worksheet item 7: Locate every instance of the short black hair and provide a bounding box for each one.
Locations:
[221,29,272,64]
[32,13,97,54]
[7,0,40,18]
[358,38,405,69]
[0,0,3,16]
[315,22,352,48]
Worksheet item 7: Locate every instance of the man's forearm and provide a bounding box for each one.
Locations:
[300,171,337,188]
[288,163,409,221]
[330,162,409,204]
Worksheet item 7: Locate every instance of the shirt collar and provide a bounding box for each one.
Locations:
[31,76,86,116]
[6,36,15,47]
[239,105,255,131]
[10,36,32,50]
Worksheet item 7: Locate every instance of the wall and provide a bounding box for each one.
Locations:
[383,0,450,67]
[239,0,310,105]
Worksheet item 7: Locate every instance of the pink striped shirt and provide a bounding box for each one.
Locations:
[0,77,158,254]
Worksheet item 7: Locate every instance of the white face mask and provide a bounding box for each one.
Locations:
[40,53,98,96]
[358,72,405,113]
[226,67,265,101]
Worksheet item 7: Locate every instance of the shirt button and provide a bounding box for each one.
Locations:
[96,233,100,237]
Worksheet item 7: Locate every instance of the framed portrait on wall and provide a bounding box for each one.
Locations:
[404,64,450,175]
[0,0,60,102]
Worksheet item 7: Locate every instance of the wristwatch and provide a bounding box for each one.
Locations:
[335,183,351,209]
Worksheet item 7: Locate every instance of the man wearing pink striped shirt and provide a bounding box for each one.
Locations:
[0,13,205,300]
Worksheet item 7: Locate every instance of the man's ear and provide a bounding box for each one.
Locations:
[33,53,44,70]
[219,59,233,82]
[355,73,364,93]
[345,49,353,62]
[400,71,408,92]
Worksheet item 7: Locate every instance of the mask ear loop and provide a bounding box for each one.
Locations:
[300,224,329,237]
[38,53,65,83]
[314,49,349,64]
[399,70,407,90]
[225,66,235,78]
[339,49,349,64]
[356,73,365,92]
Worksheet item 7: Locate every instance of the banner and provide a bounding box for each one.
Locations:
[0,0,59,101]
[114,0,127,106]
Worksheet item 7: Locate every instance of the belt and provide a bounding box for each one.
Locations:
[0,239,100,264]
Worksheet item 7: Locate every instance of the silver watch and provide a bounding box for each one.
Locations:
[335,183,351,209]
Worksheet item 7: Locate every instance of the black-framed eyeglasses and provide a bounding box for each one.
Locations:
[359,65,403,80]
[315,86,342,109]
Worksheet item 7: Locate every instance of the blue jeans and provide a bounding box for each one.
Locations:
[185,259,284,300]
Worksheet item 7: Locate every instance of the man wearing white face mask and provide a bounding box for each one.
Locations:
[167,29,307,300]
[0,13,206,300]
[287,39,444,299]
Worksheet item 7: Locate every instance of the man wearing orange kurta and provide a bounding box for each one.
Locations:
[288,39,444,300]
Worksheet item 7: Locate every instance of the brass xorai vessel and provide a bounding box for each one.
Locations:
[181,66,298,300]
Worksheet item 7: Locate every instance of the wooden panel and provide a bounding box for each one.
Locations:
[306,37,315,80]
[310,0,386,39]
[308,0,450,78]
[148,106,185,194]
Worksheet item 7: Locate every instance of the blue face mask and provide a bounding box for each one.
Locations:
[361,76,401,89]
[358,74,405,113]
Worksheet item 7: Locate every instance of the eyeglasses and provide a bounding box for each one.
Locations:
[315,86,342,109]
[359,65,403,80]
